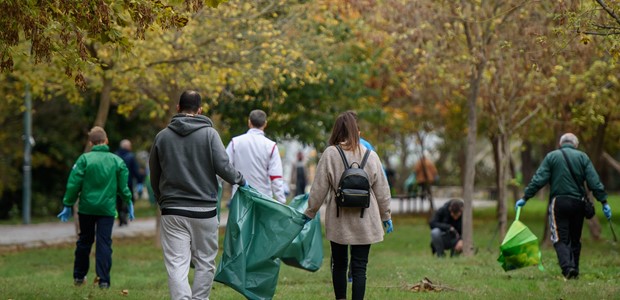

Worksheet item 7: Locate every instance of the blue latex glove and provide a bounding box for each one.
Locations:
[603,203,612,220]
[136,183,144,197]
[57,206,72,222]
[128,201,135,221]
[302,214,312,225]
[242,180,249,188]
[515,199,526,210]
[383,220,393,234]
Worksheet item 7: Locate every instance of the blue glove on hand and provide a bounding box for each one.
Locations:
[383,220,393,234]
[242,180,249,188]
[603,203,612,220]
[515,199,526,210]
[128,201,135,221]
[302,214,312,225]
[57,206,72,222]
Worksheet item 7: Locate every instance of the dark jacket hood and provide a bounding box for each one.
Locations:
[168,114,213,137]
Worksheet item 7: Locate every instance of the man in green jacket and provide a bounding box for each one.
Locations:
[516,133,612,280]
[57,126,133,289]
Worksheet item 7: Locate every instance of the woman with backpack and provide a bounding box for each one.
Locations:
[303,111,393,300]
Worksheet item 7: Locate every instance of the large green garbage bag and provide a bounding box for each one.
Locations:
[280,194,324,272]
[498,207,544,271]
[214,186,305,300]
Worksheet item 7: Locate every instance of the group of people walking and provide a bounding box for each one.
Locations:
[58,90,393,299]
[57,89,613,299]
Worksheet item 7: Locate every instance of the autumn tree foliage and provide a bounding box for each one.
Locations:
[0,0,226,83]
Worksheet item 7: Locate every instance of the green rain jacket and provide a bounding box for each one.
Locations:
[523,144,607,203]
[62,144,132,216]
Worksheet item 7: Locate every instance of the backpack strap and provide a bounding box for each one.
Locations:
[360,149,370,169]
[335,145,350,169]
[359,149,371,218]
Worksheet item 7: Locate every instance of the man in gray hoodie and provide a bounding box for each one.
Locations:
[149,90,245,300]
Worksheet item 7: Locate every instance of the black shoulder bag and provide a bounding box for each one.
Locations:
[560,149,595,219]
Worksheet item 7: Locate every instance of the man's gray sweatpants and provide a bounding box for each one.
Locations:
[160,214,218,300]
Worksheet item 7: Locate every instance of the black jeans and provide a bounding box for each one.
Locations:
[330,242,371,300]
[74,214,115,285]
[549,196,585,276]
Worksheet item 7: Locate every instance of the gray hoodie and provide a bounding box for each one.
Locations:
[149,114,244,208]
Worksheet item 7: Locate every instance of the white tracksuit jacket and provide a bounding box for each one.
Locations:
[226,128,286,203]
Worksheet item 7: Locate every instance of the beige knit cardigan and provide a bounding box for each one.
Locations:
[304,144,392,245]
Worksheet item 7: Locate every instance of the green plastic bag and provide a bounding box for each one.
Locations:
[280,194,324,272]
[498,207,544,271]
[214,186,305,300]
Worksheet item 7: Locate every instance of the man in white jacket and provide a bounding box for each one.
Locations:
[226,109,286,204]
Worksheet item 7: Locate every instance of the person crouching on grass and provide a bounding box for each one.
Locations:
[429,199,464,257]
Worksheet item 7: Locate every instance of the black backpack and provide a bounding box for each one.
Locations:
[335,145,371,218]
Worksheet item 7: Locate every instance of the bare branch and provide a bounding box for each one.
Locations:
[593,24,620,30]
[119,58,195,73]
[513,104,541,131]
[595,0,620,27]
[602,151,620,174]
[578,30,620,36]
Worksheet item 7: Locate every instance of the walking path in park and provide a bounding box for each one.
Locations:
[0,197,494,252]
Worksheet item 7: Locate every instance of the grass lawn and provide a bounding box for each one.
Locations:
[0,199,619,299]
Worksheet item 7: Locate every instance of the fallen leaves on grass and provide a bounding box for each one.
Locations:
[408,277,456,292]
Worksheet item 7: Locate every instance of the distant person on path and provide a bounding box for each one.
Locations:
[149,90,246,299]
[291,151,307,196]
[516,133,611,280]
[226,109,286,203]
[414,152,438,200]
[429,199,463,257]
[303,111,393,300]
[115,139,144,226]
[57,126,133,289]
[384,164,396,196]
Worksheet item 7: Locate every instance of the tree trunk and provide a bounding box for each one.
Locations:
[491,135,502,241]
[585,187,602,240]
[462,61,485,256]
[589,114,608,171]
[585,121,606,241]
[586,217,602,241]
[495,134,509,242]
[94,75,113,128]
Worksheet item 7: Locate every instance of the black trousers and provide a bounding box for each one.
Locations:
[330,242,371,300]
[74,214,115,285]
[549,196,585,276]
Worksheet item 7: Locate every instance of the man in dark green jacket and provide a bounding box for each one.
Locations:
[57,126,133,289]
[516,133,612,279]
